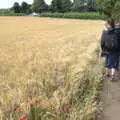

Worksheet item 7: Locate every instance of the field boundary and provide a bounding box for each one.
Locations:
[39,12,105,20]
[67,50,104,120]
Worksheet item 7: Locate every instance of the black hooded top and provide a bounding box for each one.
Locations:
[101,28,120,53]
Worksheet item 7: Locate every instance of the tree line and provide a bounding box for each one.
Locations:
[12,0,96,14]
[12,0,120,21]
[11,2,32,14]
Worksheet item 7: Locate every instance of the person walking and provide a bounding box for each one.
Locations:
[101,19,120,81]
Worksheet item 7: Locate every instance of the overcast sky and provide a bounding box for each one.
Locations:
[0,0,53,8]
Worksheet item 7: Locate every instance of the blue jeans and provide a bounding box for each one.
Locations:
[105,53,119,69]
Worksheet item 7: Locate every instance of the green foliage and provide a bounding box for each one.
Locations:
[94,0,120,21]
[40,12,105,20]
[21,2,32,14]
[21,2,28,13]
[87,0,95,10]
[50,0,63,12]
[12,2,21,13]
[27,107,48,120]
[72,0,95,12]
[50,0,72,13]
[32,0,48,13]
[112,1,120,22]
[61,0,72,12]
[27,4,33,14]
[72,0,86,12]
[11,1,32,14]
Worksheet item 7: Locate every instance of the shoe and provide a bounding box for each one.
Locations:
[106,73,110,77]
[106,71,110,77]
[110,75,115,81]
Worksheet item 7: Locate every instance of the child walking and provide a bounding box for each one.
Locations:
[101,19,120,81]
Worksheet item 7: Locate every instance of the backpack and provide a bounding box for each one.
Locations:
[104,31,119,51]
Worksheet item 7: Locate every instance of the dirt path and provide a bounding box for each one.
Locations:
[104,76,120,120]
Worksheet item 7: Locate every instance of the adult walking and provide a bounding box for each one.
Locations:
[101,19,120,81]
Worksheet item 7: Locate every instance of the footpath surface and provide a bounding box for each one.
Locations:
[104,76,120,120]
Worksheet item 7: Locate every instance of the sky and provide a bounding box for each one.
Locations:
[0,0,53,8]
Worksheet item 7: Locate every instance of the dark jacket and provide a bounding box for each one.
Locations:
[115,28,120,51]
[101,28,120,55]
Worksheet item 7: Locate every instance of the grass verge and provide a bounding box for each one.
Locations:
[68,52,104,120]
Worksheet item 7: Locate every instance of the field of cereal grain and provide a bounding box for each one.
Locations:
[0,17,104,119]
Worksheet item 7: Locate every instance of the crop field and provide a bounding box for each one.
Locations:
[0,17,104,120]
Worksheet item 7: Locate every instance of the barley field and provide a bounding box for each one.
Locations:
[0,17,104,120]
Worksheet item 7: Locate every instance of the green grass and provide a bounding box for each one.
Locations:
[40,12,105,20]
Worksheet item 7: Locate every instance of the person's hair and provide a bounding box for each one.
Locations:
[107,19,115,28]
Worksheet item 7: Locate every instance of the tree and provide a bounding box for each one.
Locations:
[27,4,32,14]
[50,0,63,12]
[62,0,72,12]
[50,0,72,13]
[71,0,88,12]
[112,1,120,21]
[21,2,29,13]
[21,2,32,14]
[72,0,95,12]
[94,0,114,16]
[32,0,48,13]
[87,0,96,12]
[12,2,21,13]
[94,0,120,21]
